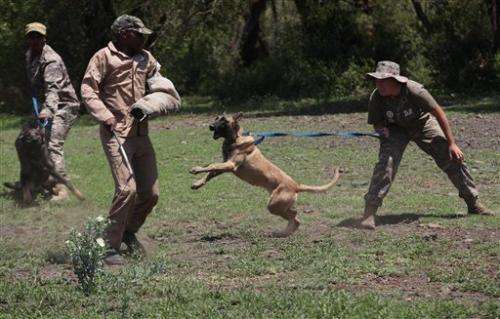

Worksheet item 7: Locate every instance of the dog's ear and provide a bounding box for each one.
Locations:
[233,112,243,122]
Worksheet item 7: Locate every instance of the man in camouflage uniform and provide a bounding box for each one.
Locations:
[359,61,493,229]
[25,22,80,200]
[82,15,172,265]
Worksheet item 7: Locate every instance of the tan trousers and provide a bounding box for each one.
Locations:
[365,117,478,207]
[100,127,159,250]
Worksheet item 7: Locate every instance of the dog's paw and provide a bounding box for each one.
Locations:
[189,166,204,174]
[191,180,205,190]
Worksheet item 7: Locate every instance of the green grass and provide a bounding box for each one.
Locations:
[0,97,499,318]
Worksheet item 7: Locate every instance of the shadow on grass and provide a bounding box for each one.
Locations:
[337,212,466,228]
[2,94,498,130]
[442,95,500,114]
[181,94,500,117]
[0,183,54,207]
[0,189,26,206]
[180,96,368,118]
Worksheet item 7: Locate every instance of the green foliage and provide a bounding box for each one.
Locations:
[0,104,499,317]
[0,0,498,112]
[422,0,497,90]
[66,215,108,295]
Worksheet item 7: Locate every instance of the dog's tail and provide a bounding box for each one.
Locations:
[3,182,21,190]
[297,167,340,193]
[50,173,85,201]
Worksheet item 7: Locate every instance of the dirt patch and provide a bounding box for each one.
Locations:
[379,221,500,243]
[337,273,492,302]
[11,264,76,283]
[451,114,500,151]
[152,111,500,151]
[149,114,215,131]
[199,232,240,243]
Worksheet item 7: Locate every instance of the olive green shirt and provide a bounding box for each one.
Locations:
[367,80,439,129]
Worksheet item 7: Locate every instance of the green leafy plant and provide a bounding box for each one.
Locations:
[66,215,108,295]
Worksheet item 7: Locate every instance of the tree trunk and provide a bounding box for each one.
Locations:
[240,0,269,66]
[410,0,432,33]
[490,0,500,53]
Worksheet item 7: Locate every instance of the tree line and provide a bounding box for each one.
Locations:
[0,0,498,113]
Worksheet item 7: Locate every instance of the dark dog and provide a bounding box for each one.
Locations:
[4,120,84,204]
[190,113,340,237]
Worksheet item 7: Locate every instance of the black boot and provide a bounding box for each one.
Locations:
[103,248,125,266]
[122,231,146,255]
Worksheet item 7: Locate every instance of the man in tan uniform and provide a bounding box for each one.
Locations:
[81,15,165,264]
[359,61,493,229]
[25,22,80,200]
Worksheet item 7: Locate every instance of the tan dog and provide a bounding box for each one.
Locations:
[190,113,340,237]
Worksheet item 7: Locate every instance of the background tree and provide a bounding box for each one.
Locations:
[0,0,498,113]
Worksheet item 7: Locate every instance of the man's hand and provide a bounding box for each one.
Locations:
[103,117,117,132]
[449,143,464,163]
[375,127,389,138]
[38,109,51,121]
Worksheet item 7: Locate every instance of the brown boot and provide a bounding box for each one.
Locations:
[466,198,495,216]
[358,204,378,230]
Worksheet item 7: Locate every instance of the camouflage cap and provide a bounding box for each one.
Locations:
[111,15,153,35]
[25,22,47,36]
[366,61,408,83]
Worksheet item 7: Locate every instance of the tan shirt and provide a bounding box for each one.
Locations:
[81,41,160,136]
[26,44,80,117]
[368,80,439,130]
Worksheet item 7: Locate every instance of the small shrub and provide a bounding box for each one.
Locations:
[66,215,108,295]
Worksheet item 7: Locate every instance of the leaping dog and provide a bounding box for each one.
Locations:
[189,113,340,237]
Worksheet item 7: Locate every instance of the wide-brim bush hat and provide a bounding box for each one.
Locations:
[366,60,408,83]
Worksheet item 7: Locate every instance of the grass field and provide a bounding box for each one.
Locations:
[0,96,499,318]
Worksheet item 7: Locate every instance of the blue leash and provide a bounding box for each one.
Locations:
[243,130,380,145]
[31,96,50,128]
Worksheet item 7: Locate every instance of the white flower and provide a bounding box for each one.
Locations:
[96,238,106,247]
[96,216,105,222]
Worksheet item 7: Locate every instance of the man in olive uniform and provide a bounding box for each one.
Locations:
[81,15,174,265]
[25,22,80,200]
[359,61,493,229]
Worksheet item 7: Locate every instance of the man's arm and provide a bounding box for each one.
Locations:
[415,88,464,163]
[431,106,464,163]
[367,90,388,137]
[81,52,115,129]
[40,60,63,119]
